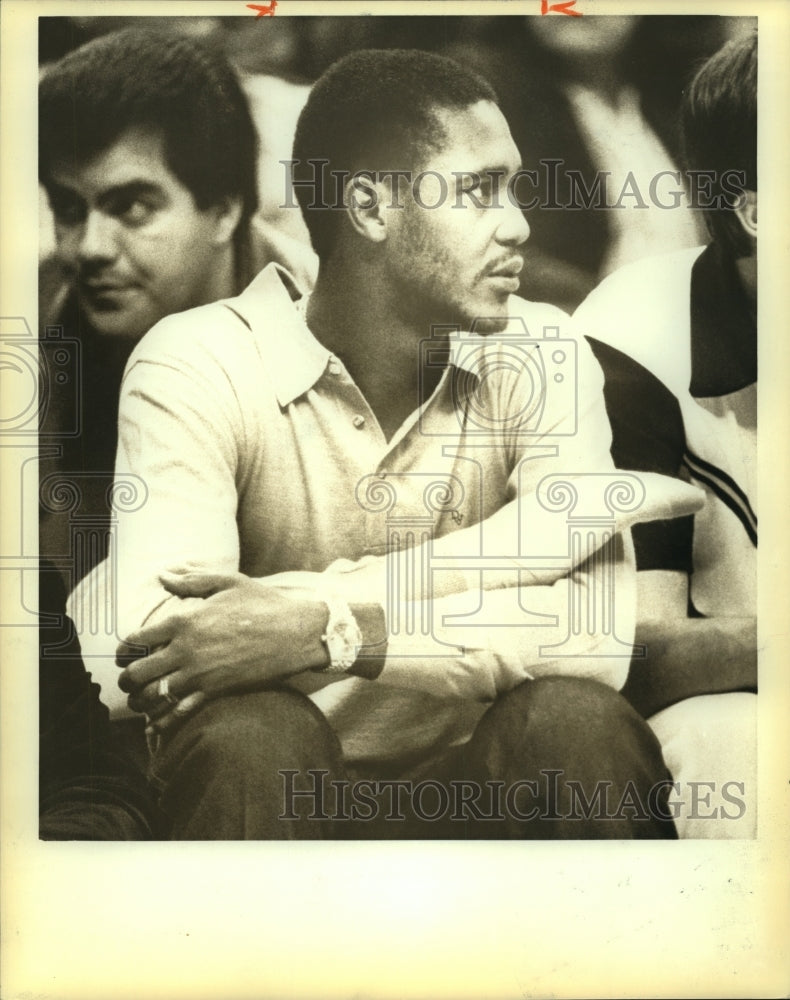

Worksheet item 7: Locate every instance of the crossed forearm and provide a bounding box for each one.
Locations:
[115,574,389,735]
[621,615,757,718]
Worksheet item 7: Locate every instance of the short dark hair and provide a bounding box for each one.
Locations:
[681,31,757,257]
[292,48,497,262]
[39,28,259,231]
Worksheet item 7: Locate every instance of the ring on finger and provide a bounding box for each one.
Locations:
[157,675,180,706]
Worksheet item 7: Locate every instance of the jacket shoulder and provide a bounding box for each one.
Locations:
[572,247,705,390]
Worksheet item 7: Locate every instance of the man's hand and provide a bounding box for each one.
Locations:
[116,571,329,736]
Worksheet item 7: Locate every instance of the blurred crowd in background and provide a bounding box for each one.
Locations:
[39,14,754,312]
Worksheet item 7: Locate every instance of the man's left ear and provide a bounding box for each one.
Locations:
[734,189,757,242]
[212,196,244,246]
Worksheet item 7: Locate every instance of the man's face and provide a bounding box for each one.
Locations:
[385,100,530,334]
[46,127,235,339]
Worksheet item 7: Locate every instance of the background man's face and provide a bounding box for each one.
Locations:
[46,126,232,339]
[386,100,530,334]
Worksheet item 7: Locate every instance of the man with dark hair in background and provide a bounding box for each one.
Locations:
[77,48,703,840]
[575,32,758,837]
[39,26,316,589]
[37,27,316,839]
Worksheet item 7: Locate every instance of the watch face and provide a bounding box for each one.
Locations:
[338,621,360,645]
[326,603,363,670]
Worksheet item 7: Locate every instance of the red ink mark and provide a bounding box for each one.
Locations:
[541,0,582,15]
[248,0,277,16]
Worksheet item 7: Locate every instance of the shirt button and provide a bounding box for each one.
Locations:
[328,362,341,376]
[352,415,366,429]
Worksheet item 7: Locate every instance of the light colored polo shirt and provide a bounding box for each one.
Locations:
[73,264,646,765]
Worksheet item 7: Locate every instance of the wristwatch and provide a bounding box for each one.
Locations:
[319,596,363,672]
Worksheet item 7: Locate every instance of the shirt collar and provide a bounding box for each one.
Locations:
[446,331,491,379]
[689,242,756,397]
[231,263,331,407]
[445,307,534,380]
[228,263,504,406]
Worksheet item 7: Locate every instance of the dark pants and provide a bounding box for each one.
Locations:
[151,677,677,840]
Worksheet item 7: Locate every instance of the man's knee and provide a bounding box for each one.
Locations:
[479,676,634,744]
[470,675,668,780]
[153,690,346,839]
[462,676,676,838]
[159,688,342,778]
[522,675,631,731]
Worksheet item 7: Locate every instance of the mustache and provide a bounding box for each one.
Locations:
[76,266,134,288]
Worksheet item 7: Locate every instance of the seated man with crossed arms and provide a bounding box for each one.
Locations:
[73,49,702,840]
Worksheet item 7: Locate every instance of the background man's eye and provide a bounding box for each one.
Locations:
[117,200,152,225]
[52,200,86,225]
[123,201,150,223]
